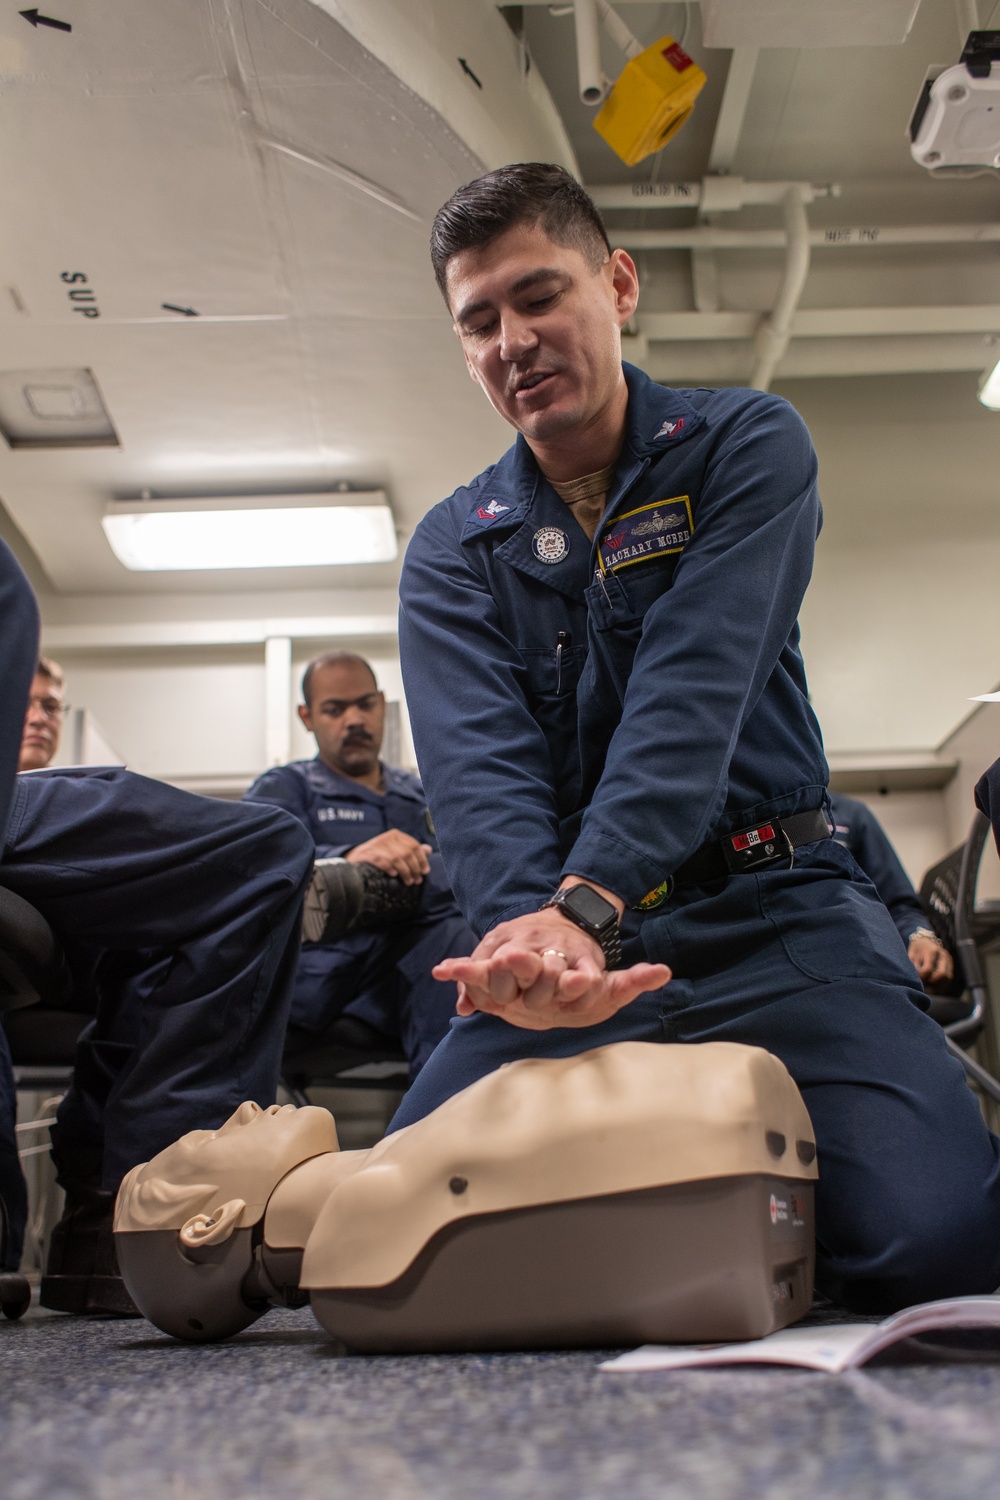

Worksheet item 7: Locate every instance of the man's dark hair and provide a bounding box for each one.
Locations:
[430,163,611,302]
[301,651,378,706]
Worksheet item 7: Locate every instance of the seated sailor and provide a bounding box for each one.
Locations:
[828,792,953,991]
[18,655,66,772]
[113,1040,817,1351]
[244,651,476,1076]
[0,540,320,1315]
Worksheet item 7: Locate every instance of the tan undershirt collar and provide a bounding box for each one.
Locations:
[548,463,616,541]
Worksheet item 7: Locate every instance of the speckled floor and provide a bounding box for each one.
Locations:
[5,1304,1000,1500]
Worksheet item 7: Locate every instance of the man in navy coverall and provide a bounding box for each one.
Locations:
[245,651,475,1075]
[0,539,315,1311]
[391,163,1000,1313]
[829,792,953,991]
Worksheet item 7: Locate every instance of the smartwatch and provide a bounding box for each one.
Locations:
[540,885,623,970]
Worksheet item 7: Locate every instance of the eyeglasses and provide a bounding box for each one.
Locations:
[25,697,70,721]
[314,693,382,718]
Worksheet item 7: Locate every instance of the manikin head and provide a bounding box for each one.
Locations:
[116,1100,338,1242]
[298,653,385,781]
[430,163,639,469]
[114,1102,339,1341]
[19,657,66,771]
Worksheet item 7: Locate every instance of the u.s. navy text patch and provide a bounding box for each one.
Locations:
[598,496,693,574]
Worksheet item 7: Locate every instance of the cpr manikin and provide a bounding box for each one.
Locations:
[114,1042,818,1351]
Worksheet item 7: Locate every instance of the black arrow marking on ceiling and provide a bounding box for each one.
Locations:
[20,10,72,31]
[458,58,482,89]
[161,303,199,317]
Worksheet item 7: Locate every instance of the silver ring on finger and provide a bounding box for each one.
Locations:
[541,948,569,961]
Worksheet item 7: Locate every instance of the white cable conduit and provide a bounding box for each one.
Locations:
[750,186,811,390]
[611,222,1000,250]
[589,178,838,209]
[595,0,643,60]
[634,306,1000,340]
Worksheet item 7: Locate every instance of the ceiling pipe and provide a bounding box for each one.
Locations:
[573,0,644,105]
[636,305,1000,340]
[589,177,838,210]
[573,0,605,104]
[611,222,1000,249]
[750,187,811,390]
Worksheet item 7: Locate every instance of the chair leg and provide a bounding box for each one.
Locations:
[280,1079,311,1109]
[945,1034,1000,1105]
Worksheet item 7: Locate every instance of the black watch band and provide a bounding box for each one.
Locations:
[540,885,623,970]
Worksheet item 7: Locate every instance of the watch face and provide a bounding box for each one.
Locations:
[564,884,615,927]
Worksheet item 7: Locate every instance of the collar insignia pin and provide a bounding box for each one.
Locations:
[655,418,684,439]
[532,527,569,564]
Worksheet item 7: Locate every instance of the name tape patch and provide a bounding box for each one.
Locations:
[598,496,693,574]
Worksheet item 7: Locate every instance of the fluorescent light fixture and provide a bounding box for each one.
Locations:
[978,355,1000,410]
[102,493,397,571]
[971,692,1000,702]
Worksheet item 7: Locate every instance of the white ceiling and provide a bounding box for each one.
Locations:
[0,0,572,594]
[4,0,1000,757]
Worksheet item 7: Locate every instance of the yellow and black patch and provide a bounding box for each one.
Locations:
[598,495,693,574]
[634,879,672,912]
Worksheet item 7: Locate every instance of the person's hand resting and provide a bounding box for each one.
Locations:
[908,931,954,991]
[345,830,432,885]
[433,895,671,1032]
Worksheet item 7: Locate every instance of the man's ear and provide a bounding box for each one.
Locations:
[610,248,640,327]
[179,1199,246,1249]
[297,703,313,732]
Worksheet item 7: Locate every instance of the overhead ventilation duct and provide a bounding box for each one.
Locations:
[0,368,118,449]
[102,493,397,572]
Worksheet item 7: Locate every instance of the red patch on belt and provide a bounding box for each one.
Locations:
[731,824,775,853]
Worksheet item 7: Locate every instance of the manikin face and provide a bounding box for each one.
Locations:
[164,1101,337,1191]
[445,221,639,447]
[298,660,385,780]
[19,672,64,771]
[116,1101,340,1235]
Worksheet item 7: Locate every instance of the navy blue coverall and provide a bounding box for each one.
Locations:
[0,542,314,1272]
[828,792,927,952]
[0,539,42,1268]
[394,364,1000,1313]
[245,757,475,1074]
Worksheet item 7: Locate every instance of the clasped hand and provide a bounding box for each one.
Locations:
[345,830,432,885]
[433,909,671,1031]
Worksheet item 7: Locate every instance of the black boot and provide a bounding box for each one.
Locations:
[301,859,423,945]
[40,1146,139,1316]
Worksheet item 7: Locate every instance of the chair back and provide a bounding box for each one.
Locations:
[0,886,70,1013]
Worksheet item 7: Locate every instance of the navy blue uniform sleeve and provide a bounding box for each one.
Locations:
[837,799,926,948]
[569,394,821,904]
[243,767,351,859]
[399,505,565,936]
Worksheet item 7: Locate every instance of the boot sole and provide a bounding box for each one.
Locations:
[40,1273,140,1317]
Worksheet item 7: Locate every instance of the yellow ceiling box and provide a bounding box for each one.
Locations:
[594,36,707,167]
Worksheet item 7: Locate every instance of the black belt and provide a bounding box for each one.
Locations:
[670,808,832,892]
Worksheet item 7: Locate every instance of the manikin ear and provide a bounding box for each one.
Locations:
[179,1199,247,1249]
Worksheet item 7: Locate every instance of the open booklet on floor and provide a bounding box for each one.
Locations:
[600,1297,1000,1374]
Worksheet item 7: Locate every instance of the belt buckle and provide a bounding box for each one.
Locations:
[722,819,787,875]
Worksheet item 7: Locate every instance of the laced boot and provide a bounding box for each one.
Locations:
[302,859,423,945]
[41,1146,138,1316]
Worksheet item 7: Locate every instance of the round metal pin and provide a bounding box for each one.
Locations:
[532,527,569,564]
